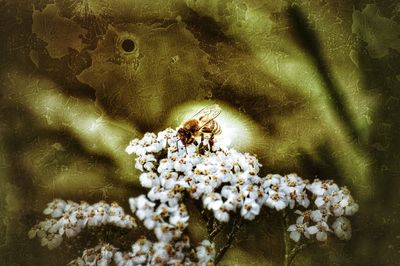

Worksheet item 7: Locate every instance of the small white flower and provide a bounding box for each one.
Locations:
[345,202,359,216]
[151,242,169,265]
[310,210,323,222]
[39,219,57,232]
[221,186,238,200]
[203,193,223,211]
[41,233,63,250]
[295,210,311,224]
[133,196,156,221]
[287,216,316,242]
[158,158,175,173]
[295,190,310,208]
[139,172,159,188]
[67,257,85,266]
[113,251,134,266]
[130,238,151,264]
[307,179,339,197]
[147,185,164,202]
[265,191,288,211]
[28,226,41,239]
[159,171,179,189]
[287,224,303,242]
[306,179,326,196]
[240,198,260,220]
[43,199,66,218]
[101,244,116,257]
[125,139,140,154]
[169,205,189,227]
[331,202,345,216]
[332,216,352,240]
[64,224,81,238]
[174,158,193,173]
[262,174,282,189]
[196,240,215,265]
[132,237,152,255]
[87,205,108,227]
[135,154,157,171]
[154,224,174,243]
[214,207,230,222]
[306,221,330,241]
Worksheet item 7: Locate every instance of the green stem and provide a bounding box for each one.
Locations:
[281,211,309,266]
[282,211,291,266]
[289,243,308,265]
[214,216,243,265]
[207,215,215,236]
[208,222,223,241]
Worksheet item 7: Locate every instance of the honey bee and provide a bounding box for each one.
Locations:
[177,104,222,150]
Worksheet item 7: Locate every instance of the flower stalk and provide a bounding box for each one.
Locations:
[215,215,243,264]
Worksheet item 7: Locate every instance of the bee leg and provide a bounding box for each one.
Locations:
[198,134,205,155]
[209,133,215,151]
[200,134,204,148]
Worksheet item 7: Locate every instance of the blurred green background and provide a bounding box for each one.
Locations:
[0,0,399,265]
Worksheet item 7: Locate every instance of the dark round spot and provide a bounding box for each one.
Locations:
[121,39,135,52]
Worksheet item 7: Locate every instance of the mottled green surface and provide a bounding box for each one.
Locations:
[0,0,399,265]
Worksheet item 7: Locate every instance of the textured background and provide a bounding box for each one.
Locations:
[0,0,399,265]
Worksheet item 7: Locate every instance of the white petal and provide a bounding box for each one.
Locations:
[290,231,301,242]
[128,198,136,213]
[307,226,319,235]
[315,197,325,207]
[287,224,297,232]
[345,203,359,216]
[214,210,230,222]
[316,231,328,241]
[28,228,38,239]
[311,210,322,222]
[275,200,287,211]
[143,218,156,230]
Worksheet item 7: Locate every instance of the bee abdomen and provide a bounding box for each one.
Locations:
[213,121,222,135]
[202,120,221,135]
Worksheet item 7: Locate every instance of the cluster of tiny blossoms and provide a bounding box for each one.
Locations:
[68,238,215,266]
[288,180,359,242]
[30,198,215,265]
[28,200,136,250]
[126,128,359,243]
[29,127,358,265]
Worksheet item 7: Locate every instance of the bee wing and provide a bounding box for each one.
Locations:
[192,104,222,129]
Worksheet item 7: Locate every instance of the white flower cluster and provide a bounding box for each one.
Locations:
[122,187,215,264]
[29,196,215,265]
[28,200,137,250]
[68,238,215,266]
[129,195,189,242]
[288,180,359,242]
[68,244,117,266]
[29,127,359,265]
[114,237,215,266]
[126,128,359,241]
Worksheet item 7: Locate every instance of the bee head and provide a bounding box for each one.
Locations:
[184,131,192,138]
[177,128,191,143]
